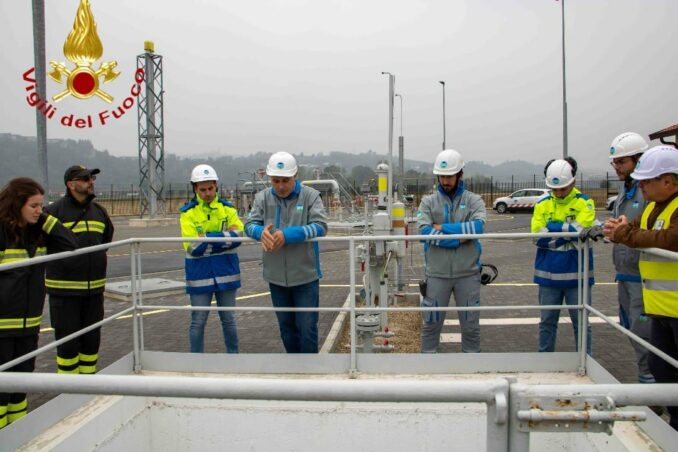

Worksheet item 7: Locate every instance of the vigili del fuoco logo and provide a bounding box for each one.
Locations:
[22,0,144,129]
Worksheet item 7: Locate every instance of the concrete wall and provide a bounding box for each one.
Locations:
[23,397,637,452]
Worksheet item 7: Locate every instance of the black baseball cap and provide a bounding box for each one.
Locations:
[64,165,101,185]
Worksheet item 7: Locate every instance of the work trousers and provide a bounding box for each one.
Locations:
[49,294,104,374]
[269,280,320,353]
[648,317,678,430]
[189,289,239,353]
[0,335,38,428]
[617,280,653,382]
[538,285,592,354]
[420,274,481,353]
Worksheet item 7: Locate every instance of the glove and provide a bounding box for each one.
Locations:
[579,225,604,242]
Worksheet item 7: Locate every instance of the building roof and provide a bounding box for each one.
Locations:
[649,123,678,141]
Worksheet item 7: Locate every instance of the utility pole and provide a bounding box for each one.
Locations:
[381,72,395,214]
[32,0,48,191]
[439,81,446,150]
[561,0,568,158]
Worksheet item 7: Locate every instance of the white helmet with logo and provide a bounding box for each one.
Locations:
[609,132,648,159]
[433,149,464,175]
[190,164,219,183]
[631,146,678,180]
[545,159,575,189]
[266,152,298,177]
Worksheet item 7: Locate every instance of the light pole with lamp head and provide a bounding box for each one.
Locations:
[439,81,446,150]
[381,71,395,214]
[560,0,568,159]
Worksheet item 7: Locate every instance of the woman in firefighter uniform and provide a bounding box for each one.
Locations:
[532,157,595,354]
[0,178,76,429]
[604,146,678,430]
[180,164,243,353]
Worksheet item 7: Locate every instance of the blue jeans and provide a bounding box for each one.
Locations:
[189,289,239,353]
[538,285,592,354]
[269,280,319,353]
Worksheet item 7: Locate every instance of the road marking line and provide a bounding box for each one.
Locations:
[443,316,620,326]
[440,316,620,343]
[40,286,350,331]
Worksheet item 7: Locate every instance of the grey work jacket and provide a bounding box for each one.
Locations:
[417,183,487,279]
[612,181,646,281]
[245,183,328,287]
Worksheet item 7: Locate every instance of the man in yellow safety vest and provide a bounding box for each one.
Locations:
[604,145,678,430]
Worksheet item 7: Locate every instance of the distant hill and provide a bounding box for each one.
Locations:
[0,133,579,190]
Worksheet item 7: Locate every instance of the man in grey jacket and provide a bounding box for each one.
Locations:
[606,132,654,383]
[417,149,487,353]
[245,152,328,353]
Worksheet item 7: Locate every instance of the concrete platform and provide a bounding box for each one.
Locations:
[105,278,186,302]
[127,217,178,228]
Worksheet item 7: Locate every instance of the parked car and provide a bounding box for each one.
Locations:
[606,195,617,211]
[492,188,550,214]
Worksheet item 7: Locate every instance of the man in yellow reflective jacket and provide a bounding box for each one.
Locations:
[605,145,678,430]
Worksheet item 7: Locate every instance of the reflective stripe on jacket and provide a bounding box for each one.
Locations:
[0,214,77,337]
[531,187,595,288]
[639,196,678,317]
[44,193,114,296]
[180,196,243,295]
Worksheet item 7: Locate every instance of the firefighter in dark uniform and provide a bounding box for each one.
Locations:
[0,177,76,428]
[44,166,114,374]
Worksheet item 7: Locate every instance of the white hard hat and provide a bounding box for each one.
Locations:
[433,149,464,176]
[266,152,298,177]
[545,159,575,189]
[631,146,678,180]
[190,164,218,183]
[609,132,648,159]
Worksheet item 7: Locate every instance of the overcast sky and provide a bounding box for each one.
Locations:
[2,0,677,172]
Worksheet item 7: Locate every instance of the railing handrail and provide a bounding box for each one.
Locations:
[0,231,581,272]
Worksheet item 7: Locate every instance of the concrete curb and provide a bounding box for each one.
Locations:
[320,293,351,353]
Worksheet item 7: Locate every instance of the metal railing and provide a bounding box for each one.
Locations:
[1,232,678,450]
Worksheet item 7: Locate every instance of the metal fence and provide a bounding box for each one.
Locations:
[45,174,621,217]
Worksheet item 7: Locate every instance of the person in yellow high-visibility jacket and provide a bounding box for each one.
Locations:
[180,164,243,354]
[604,145,678,430]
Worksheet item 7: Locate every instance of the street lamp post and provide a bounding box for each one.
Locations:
[561,0,568,158]
[381,71,395,214]
[439,81,446,150]
[395,93,404,179]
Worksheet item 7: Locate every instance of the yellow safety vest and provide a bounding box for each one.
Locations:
[639,196,678,317]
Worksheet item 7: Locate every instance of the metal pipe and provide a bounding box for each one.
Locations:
[131,241,141,373]
[579,242,590,374]
[577,239,585,373]
[139,304,578,313]
[517,408,646,423]
[586,304,678,370]
[349,237,357,374]
[136,242,145,353]
[0,373,509,404]
[512,383,678,407]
